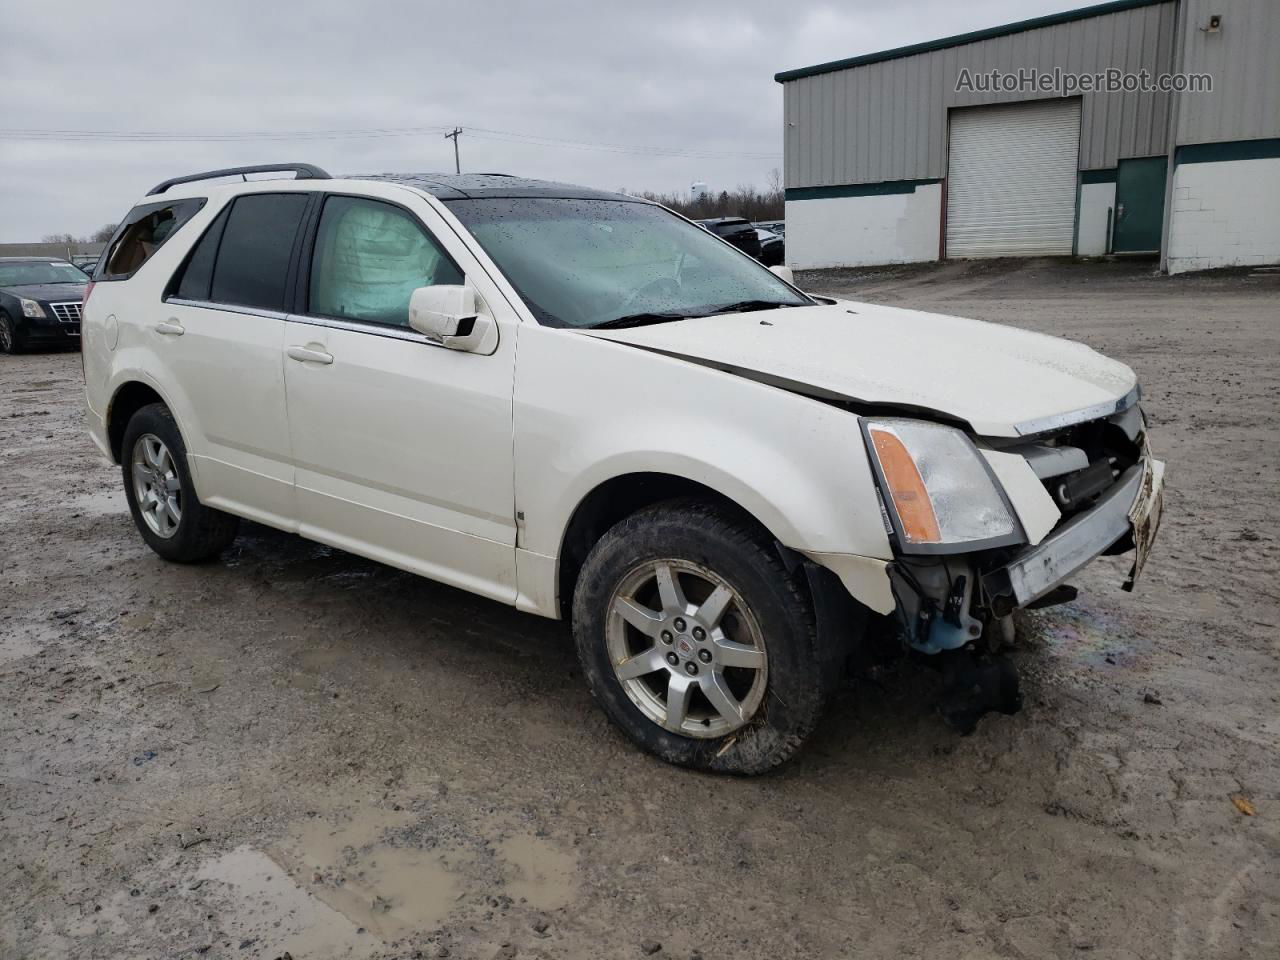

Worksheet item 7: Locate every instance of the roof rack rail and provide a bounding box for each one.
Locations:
[146,163,331,196]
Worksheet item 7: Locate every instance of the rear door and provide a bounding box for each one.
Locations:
[281,191,519,604]
[161,192,312,528]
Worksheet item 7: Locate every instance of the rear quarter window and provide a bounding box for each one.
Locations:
[99,198,205,281]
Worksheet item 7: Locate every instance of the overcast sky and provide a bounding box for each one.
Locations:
[1,0,1085,242]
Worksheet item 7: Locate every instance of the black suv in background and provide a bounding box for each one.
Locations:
[696,217,762,260]
[0,258,87,353]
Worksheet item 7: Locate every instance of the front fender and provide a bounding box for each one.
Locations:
[514,325,893,576]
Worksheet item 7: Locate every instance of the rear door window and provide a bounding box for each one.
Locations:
[100,198,205,280]
[169,206,230,302]
[209,193,310,312]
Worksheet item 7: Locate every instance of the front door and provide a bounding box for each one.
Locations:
[282,193,519,604]
[1112,156,1167,254]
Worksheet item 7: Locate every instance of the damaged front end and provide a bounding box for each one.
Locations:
[860,402,1165,732]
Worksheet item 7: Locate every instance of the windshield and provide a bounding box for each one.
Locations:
[445,198,809,328]
[0,262,88,286]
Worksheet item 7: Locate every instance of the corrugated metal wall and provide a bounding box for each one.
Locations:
[1177,0,1280,145]
[782,1,1178,189]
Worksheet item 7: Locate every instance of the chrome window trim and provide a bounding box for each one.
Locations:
[165,297,288,321]
[1013,383,1141,437]
[286,312,436,346]
[166,298,443,347]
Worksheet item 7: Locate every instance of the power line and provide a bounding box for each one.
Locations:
[0,123,781,160]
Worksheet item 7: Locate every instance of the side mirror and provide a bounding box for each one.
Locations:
[408,284,492,352]
[768,265,794,285]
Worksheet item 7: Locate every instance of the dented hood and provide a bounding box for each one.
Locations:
[581,300,1138,438]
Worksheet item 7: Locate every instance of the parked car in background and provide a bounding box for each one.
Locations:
[756,219,785,237]
[83,165,1164,774]
[75,257,100,277]
[756,228,785,267]
[696,216,762,260]
[0,257,87,353]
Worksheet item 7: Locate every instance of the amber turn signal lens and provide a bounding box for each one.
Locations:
[869,426,942,543]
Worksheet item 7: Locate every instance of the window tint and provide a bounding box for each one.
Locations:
[101,198,205,280]
[308,196,463,327]
[209,193,309,311]
[171,207,229,302]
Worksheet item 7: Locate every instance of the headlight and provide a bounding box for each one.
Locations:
[862,418,1023,552]
[21,298,45,319]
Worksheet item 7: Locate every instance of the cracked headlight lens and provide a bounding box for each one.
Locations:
[863,418,1022,551]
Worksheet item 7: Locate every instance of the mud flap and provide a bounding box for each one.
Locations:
[802,561,869,689]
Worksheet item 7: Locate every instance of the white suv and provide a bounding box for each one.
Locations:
[82,164,1164,772]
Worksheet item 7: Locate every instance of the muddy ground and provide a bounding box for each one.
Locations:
[2,258,1278,960]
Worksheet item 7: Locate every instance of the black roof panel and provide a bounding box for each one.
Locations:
[356,173,643,202]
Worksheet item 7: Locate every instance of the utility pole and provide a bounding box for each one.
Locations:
[444,127,462,174]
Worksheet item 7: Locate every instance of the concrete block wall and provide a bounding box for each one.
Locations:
[784,183,942,269]
[1167,157,1280,273]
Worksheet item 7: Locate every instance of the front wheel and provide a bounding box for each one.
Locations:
[0,311,23,354]
[572,500,830,774]
[121,403,239,562]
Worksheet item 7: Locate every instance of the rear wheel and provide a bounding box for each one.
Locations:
[573,500,829,774]
[0,311,23,354]
[121,403,239,562]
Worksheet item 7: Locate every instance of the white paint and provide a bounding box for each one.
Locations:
[980,448,1061,546]
[84,174,1148,638]
[586,299,1137,439]
[1167,156,1280,274]
[783,183,941,269]
[1077,181,1116,257]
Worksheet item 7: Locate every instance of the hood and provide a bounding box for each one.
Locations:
[582,300,1138,438]
[2,283,86,302]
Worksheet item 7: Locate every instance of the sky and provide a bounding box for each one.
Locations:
[1,0,1089,242]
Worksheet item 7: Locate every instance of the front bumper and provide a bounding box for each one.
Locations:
[982,454,1165,614]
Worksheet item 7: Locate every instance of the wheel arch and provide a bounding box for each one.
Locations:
[555,471,780,619]
[106,379,171,463]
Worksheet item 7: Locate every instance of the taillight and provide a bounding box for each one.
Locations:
[80,283,94,379]
[83,281,96,303]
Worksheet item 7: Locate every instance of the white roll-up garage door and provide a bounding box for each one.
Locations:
[945,99,1081,258]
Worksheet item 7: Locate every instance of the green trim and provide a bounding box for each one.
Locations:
[785,179,939,201]
[775,0,1170,82]
[1175,138,1280,165]
[1081,168,1118,184]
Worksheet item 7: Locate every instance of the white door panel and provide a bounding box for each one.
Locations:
[158,301,295,527]
[283,319,518,602]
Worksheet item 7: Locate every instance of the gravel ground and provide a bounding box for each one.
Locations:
[2,257,1278,959]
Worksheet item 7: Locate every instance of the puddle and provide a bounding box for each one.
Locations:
[197,846,368,958]
[280,810,461,940]
[69,488,127,516]
[498,834,577,911]
[0,620,60,665]
[1034,603,1148,669]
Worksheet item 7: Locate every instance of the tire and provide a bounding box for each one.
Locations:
[572,499,829,774]
[0,311,23,354]
[121,403,239,562]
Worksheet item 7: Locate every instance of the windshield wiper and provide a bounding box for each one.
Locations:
[592,312,690,330]
[697,299,796,316]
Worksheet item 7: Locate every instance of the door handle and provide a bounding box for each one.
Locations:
[286,345,334,365]
[155,319,185,336]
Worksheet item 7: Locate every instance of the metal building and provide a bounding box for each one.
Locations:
[775,0,1280,273]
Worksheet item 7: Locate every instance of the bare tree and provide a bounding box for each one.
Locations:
[90,223,118,243]
[622,176,785,223]
[41,232,77,245]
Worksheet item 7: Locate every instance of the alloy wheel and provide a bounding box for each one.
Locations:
[131,434,182,538]
[606,558,768,738]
